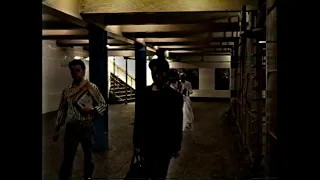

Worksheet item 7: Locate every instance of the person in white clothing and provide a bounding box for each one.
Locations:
[168,70,183,93]
[179,73,194,131]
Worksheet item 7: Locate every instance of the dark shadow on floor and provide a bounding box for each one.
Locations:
[42,102,251,180]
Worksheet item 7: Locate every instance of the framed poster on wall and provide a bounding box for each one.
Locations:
[215,68,230,90]
[170,68,199,89]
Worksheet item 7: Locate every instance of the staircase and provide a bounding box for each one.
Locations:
[109,61,136,104]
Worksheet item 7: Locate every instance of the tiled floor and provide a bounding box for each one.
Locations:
[42,102,252,180]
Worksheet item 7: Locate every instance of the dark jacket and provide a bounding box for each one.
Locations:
[133,85,184,152]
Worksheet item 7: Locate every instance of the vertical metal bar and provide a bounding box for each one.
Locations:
[240,5,247,148]
[113,57,116,95]
[125,57,128,104]
[131,78,133,97]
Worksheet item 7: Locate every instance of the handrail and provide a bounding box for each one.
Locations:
[112,62,135,81]
[110,72,134,102]
[111,72,133,89]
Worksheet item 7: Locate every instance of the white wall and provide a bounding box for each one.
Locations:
[42,40,89,114]
[43,47,230,115]
[109,57,136,77]
[170,55,231,98]
[109,57,153,87]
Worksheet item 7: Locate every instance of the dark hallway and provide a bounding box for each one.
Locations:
[42,102,252,180]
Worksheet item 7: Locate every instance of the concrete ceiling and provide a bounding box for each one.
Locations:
[42,2,253,58]
[81,11,242,56]
[42,4,156,57]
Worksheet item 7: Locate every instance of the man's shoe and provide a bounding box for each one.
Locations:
[84,162,94,180]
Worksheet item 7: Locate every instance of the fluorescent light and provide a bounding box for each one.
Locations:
[106,45,110,48]
[259,41,266,44]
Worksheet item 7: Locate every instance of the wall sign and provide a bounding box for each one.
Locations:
[215,68,230,90]
[170,68,199,89]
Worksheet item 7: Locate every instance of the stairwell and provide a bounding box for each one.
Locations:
[109,61,136,104]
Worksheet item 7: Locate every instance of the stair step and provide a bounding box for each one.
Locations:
[111,87,126,90]
[115,90,135,94]
[111,85,123,87]
[117,94,135,98]
[115,97,135,102]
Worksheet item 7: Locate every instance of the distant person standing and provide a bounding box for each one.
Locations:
[53,60,107,180]
[168,69,183,93]
[179,73,194,131]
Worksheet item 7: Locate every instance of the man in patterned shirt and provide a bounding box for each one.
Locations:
[53,60,107,180]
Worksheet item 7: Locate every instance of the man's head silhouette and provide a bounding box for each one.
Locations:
[148,58,170,88]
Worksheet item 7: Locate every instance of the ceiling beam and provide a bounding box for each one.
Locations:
[123,32,202,38]
[42,35,89,40]
[81,12,242,25]
[114,23,239,33]
[43,4,156,52]
[42,29,88,39]
[42,21,82,29]
[56,40,89,46]
[108,50,135,57]
[170,52,231,56]
[42,29,88,36]
[42,4,87,28]
[169,49,231,53]
[141,32,239,43]
[80,0,258,13]
[158,43,234,49]
[55,39,131,46]
[124,31,239,39]
[82,48,155,56]
[162,45,233,50]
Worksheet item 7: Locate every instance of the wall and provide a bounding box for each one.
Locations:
[109,56,153,87]
[43,48,230,114]
[169,55,231,98]
[42,40,89,114]
[110,55,231,98]
[109,57,136,78]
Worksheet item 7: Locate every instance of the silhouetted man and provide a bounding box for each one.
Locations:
[133,58,184,180]
[53,60,107,180]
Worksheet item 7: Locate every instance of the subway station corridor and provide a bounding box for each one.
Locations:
[42,102,252,180]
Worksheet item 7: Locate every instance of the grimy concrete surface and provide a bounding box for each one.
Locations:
[42,102,252,180]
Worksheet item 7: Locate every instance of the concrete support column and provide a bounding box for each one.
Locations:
[135,42,147,128]
[88,24,108,151]
[265,0,278,177]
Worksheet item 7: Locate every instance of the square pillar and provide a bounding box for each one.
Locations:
[88,24,108,151]
[135,42,147,126]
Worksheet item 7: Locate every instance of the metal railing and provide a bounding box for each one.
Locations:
[110,61,136,89]
[110,73,134,101]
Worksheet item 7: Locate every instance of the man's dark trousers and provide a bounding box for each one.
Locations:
[142,148,173,180]
[59,121,95,180]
